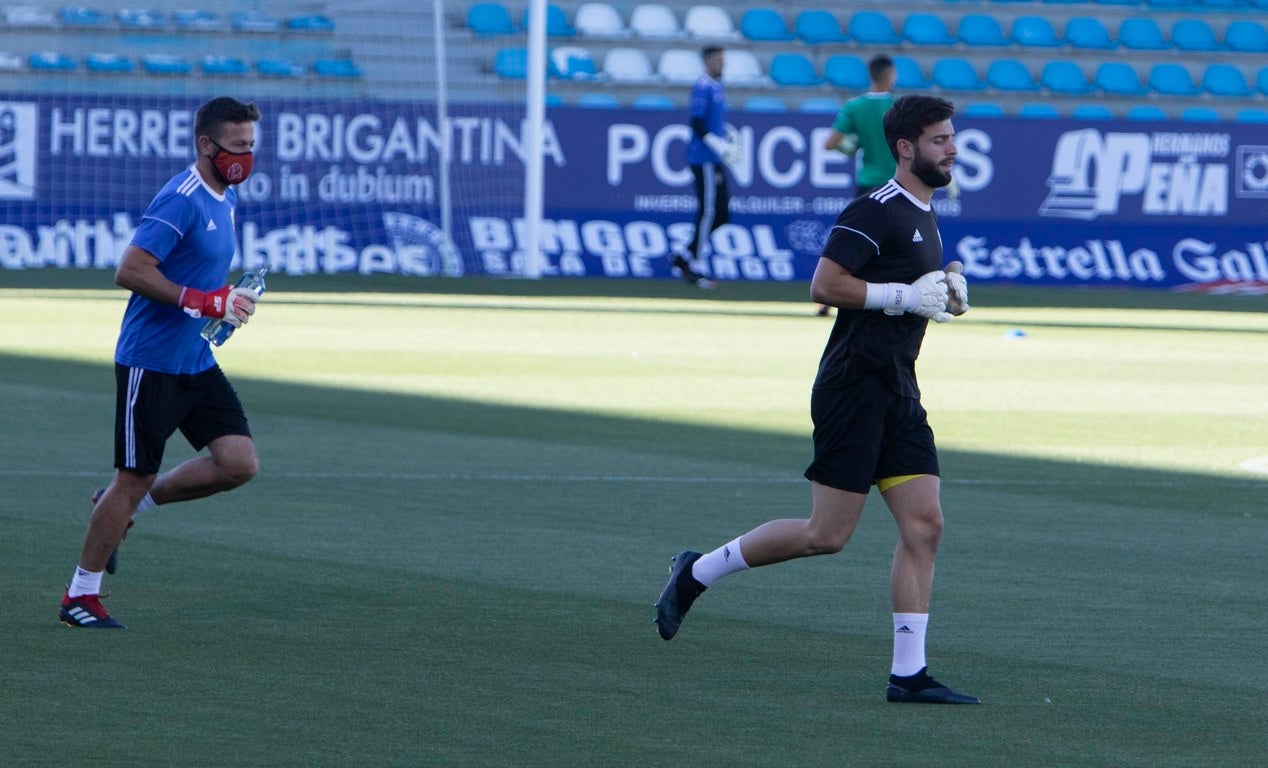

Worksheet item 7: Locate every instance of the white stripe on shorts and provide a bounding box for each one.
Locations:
[125,367,143,468]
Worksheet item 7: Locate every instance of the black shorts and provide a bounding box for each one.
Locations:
[114,363,251,474]
[803,372,939,493]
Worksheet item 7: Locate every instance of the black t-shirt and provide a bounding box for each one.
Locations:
[814,180,944,396]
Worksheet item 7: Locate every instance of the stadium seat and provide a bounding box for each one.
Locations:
[256,59,305,77]
[287,15,335,32]
[85,53,133,73]
[893,56,930,89]
[824,55,869,90]
[1041,60,1094,94]
[986,59,1039,91]
[902,14,955,46]
[1145,0,1190,8]
[1181,107,1221,122]
[958,15,1008,47]
[1012,16,1061,47]
[932,58,985,91]
[29,52,76,71]
[769,53,820,87]
[962,102,1005,118]
[721,49,769,86]
[1203,64,1252,97]
[1149,64,1200,97]
[1095,62,1147,96]
[1236,108,1268,123]
[0,52,21,71]
[629,5,685,39]
[1071,104,1114,120]
[201,56,248,76]
[577,93,621,108]
[795,11,846,44]
[117,9,164,29]
[1126,105,1169,121]
[60,8,109,27]
[1225,21,1268,53]
[314,60,362,79]
[1064,18,1115,50]
[1258,67,1268,95]
[544,93,564,106]
[683,6,741,40]
[494,47,527,79]
[232,11,280,32]
[574,3,628,37]
[1199,0,1244,8]
[848,12,901,44]
[1095,0,1140,5]
[1171,20,1220,52]
[552,46,598,79]
[632,93,676,109]
[602,47,658,82]
[744,95,787,112]
[1118,18,1170,50]
[1019,103,1061,119]
[467,3,515,36]
[523,5,576,37]
[657,49,703,84]
[799,97,840,113]
[4,7,55,27]
[740,9,794,41]
[142,54,192,75]
[172,10,220,30]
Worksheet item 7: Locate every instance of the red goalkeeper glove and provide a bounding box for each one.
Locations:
[179,286,256,326]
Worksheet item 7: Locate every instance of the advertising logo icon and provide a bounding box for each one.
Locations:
[0,103,37,199]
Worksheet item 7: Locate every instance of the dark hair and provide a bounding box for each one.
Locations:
[194,97,261,141]
[701,45,724,59]
[867,54,894,82]
[883,94,955,161]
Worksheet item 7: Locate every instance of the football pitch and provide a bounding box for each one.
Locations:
[1,271,1265,767]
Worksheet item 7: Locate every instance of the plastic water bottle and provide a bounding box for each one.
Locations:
[201,266,268,347]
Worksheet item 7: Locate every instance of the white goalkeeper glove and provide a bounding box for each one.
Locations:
[703,132,740,169]
[945,176,960,200]
[836,133,859,155]
[864,270,950,323]
[222,286,258,328]
[944,267,969,316]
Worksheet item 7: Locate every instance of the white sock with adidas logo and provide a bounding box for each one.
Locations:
[691,537,750,587]
[68,567,103,599]
[891,612,929,677]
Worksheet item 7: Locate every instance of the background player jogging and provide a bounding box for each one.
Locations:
[655,95,977,705]
[59,97,264,630]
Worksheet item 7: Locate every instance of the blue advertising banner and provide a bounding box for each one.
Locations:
[2,93,1266,292]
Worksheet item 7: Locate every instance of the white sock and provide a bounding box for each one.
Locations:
[134,493,156,517]
[67,567,103,598]
[691,537,749,587]
[891,613,929,677]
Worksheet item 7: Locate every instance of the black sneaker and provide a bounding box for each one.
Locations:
[691,275,716,290]
[59,589,126,629]
[669,254,692,275]
[885,667,980,704]
[654,550,706,640]
[91,488,133,575]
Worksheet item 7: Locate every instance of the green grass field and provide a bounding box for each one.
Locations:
[2,270,1265,767]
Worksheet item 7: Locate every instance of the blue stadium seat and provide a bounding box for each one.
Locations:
[577,93,621,108]
[288,15,336,32]
[794,11,846,44]
[523,5,576,37]
[86,53,133,73]
[1118,18,1170,51]
[932,58,985,91]
[314,60,362,78]
[1236,108,1268,123]
[824,55,869,90]
[544,93,564,106]
[1200,0,1244,8]
[1072,105,1114,120]
[117,9,164,29]
[468,3,516,37]
[1019,103,1061,119]
[29,52,76,71]
[494,47,528,78]
[1095,0,1140,5]
[893,56,930,89]
[142,54,192,75]
[799,97,840,113]
[1064,18,1115,50]
[1041,60,1094,94]
[1225,21,1268,53]
[958,15,1008,47]
[740,9,794,41]
[1095,62,1147,95]
[1203,64,1252,97]
[172,10,220,30]
[769,53,820,86]
[902,14,954,46]
[202,56,249,76]
[744,95,788,112]
[232,11,280,32]
[632,93,675,109]
[962,102,1005,118]
[1126,105,1169,121]
[553,47,597,79]
[257,59,305,77]
[1181,107,1221,122]
[1258,67,1268,95]
[1171,20,1220,52]
[848,12,900,44]
[1149,64,1200,96]
[60,8,109,27]
[1012,16,1061,47]
[986,59,1039,91]
[1145,0,1191,8]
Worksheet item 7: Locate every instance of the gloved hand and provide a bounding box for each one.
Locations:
[703,132,740,169]
[179,285,257,327]
[867,271,950,323]
[945,176,960,200]
[944,261,969,315]
[836,133,859,155]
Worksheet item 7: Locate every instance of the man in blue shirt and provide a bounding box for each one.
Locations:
[670,45,736,289]
[59,97,263,629]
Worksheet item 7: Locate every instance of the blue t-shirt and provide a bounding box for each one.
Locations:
[115,165,239,375]
[686,75,727,166]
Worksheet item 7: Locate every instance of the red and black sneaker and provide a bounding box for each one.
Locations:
[90,488,133,575]
[59,590,126,629]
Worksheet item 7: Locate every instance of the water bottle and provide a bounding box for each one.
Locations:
[201,266,268,347]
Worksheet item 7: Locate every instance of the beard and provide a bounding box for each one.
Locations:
[912,146,952,188]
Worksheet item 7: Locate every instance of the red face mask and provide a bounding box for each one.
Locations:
[208,139,253,185]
